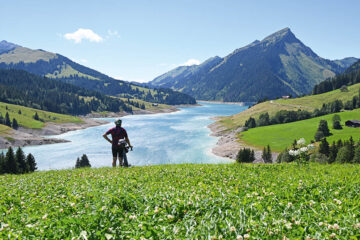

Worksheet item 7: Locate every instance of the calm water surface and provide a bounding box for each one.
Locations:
[22,102,247,170]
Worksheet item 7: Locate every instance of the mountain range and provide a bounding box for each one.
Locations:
[0,40,196,105]
[149,28,358,101]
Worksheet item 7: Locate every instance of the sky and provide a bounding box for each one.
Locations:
[1,0,360,82]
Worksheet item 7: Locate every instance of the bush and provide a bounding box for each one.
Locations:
[335,146,352,163]
[236,148,255,163]
[276,148,293,163]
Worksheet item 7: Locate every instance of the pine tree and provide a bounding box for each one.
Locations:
[332,115,342,129]
[18,110,22,114]
[75,158,81,168]
[0,113,4,125]
[236,148,255,163]
[25,154,37,172]
[0,152,5,174]
[353,145,360,163]
[5,112,11,127]
[5,147,17,174]
[33,112,39,121]
[12,118,19,130]
[262,145,272,163]
[317,120,331,137]
[319,138,330,157]
[328,141,338,164]
[15,147,27,173]
[245,117,256,128]
[80,154,91,167]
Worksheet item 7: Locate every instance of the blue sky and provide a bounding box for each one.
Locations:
[1,0,359,82]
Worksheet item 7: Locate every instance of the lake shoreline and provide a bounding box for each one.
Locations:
[208,118,279,163]
[0,106,186,149]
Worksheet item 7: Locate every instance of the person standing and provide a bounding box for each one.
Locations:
[103,119,132,167]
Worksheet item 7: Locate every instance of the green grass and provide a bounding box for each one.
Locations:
[0,102,83,131]
[45,64,98,80]
[240,109,360,151]
[219,83,360,129]
[1,163,360,239]
[0,47,56,64]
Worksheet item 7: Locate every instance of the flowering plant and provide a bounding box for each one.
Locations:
[289,138,315,164]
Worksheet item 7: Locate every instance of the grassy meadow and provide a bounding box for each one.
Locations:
[0,164,359,239]
[240,109,360,151]
[219,83,360,129]
[0,102,83,131]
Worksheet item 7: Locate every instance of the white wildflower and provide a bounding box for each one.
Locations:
[300,147,308,152]
[329,233,336,239]
[236,235,243,240]
[307,144,315,150]
[333,223,340,230]
[167,215,174,220]
[287,202,293,207]
[138,224,143,229]
[42,214,48,220]
[230,226,236,232]
[319,222,323,226]
[70,202,75,207]
[244,234,250,239]
[297,138,306,145]
[129,215,137,220]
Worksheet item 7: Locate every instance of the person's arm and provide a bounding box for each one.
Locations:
[103,133,112,144]
[125,136,132,149]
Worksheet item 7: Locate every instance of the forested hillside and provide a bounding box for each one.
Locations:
[313,59,360,94]
[0,69,132,115]
[0,41,196,105]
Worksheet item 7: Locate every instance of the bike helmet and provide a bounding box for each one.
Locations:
[115,119,122,126]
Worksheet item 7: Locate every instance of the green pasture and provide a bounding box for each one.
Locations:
[240,109,360,151]
[220,83,360,129]
[0,102,83,131]
[0,163,359,239]
[119,97,172,111]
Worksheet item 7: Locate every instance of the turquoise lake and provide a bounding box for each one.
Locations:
[22,102,247,170]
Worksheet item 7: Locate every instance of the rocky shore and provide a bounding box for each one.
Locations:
[208,119,278,163]
[0,118,108,149]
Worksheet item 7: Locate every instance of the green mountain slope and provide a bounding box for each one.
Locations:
[0,69,132,115]
[150,28,357,101]
[0,41,196,105]
[219,82,360,129]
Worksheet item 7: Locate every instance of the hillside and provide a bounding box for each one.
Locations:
[240,109,360,151]
[0,69,132,115]
[0,102,82,130]
[150,28,357,101]
[1,164,359,239]
[219,82,360,129]
[0,41,196,105]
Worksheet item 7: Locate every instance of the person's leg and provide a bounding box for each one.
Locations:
[112,147,118,167]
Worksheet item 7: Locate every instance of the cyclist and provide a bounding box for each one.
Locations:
[103,119,133,167]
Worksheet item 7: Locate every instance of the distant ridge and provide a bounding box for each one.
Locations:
[150,28,358,101]
[0,41,196,105]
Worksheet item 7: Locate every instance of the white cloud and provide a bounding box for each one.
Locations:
[181,59,201,66]
[64,28,103,43]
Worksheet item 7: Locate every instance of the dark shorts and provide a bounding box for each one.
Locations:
[112,145,124,158]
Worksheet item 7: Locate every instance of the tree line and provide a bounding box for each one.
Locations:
[0,147,36,174]
[245,89,360,129]
[0,112,19,129]
[313,60,360,95]
[0,69,132,115]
